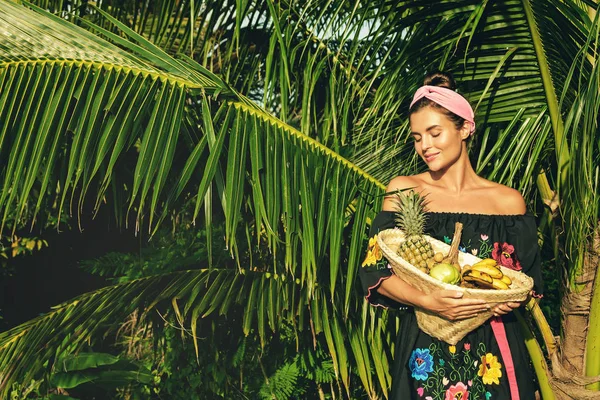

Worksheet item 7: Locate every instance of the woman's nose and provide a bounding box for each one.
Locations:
[421,135,432,150]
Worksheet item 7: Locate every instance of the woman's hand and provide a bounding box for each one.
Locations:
[492,302,522,317]
[492,290,533,317]
[421,290,490,321]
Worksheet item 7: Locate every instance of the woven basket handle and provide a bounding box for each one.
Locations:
[442,222,463,268]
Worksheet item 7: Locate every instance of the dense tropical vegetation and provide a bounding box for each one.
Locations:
[0,0,599,398]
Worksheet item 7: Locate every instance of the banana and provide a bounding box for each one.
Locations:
[492,278,510,290]
[500,275,512,286]
[465,269,493,283]
[471,263,503,279]
[460,264,472,275]
[473,258,497,266]
[463,274,495,289]
[462,269,496,289]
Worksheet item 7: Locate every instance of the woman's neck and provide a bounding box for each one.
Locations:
[427,153,479,195]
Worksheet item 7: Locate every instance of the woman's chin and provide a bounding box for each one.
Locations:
[426,161,450,173]
[425,160,442,171]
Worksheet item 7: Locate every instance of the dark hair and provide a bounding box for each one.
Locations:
[408,71,467,131]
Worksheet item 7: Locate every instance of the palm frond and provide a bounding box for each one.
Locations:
[1,3,393,396]
[0,263,396,398]
[0,268,268,394]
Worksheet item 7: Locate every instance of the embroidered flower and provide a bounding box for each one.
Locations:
[468,379,473,386]
[459,246,466,253]
[444,236,452,244]
[449,345,456,354]
[442,377,449,386]
[417,387,425,396]
[439,359,445,366]
[481,234,489,241]
[362,235,383,267]
[491,242,522,271]
[464,343,471,351]
[485,392,492,400]
[409,348,434,381]
[445,382,469,400]
[478,353,503,385]
[471,249,478,256]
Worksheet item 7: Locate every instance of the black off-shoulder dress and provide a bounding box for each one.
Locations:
[359,211,544,400]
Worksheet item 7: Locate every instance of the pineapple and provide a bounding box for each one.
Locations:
[393,190,435,270]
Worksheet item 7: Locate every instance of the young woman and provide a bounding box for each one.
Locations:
[359,72,544,399]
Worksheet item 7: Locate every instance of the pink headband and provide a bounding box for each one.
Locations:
[409,85,476,134]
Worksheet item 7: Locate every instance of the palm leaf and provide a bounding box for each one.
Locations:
[1,1,393,396]
[5,0,600,397]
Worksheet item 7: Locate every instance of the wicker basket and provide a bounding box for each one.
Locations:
[376,228,534,345]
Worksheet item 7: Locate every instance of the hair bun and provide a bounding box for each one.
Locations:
[423,71,456,91]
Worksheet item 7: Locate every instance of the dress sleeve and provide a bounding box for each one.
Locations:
[513,215,544,298]
[358,211,408,309]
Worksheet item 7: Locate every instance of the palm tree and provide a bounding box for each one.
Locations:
[1,0,599,398]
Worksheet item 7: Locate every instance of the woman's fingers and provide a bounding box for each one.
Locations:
[452,309,488,320]
[438,290,486,304]
[446,297,490,309]
[456,312,484,320]
[456,303,491,313]
[492,302,520,316]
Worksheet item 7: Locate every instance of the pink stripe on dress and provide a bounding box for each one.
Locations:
[490,316,520,400]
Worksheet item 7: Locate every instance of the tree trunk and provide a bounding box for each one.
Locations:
[560,266,595,375]
[545,223,600,399]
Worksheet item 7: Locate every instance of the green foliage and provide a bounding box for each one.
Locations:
[2,236,48,260]
[2,0,600,398]
[540,258,561,333]
[79,212,231,282]
[74,216,346,399]
[51,352,152,389]
[259,362,300,400]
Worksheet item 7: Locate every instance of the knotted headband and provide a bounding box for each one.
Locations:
[409,85,476,134]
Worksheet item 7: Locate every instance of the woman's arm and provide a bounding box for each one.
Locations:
[378,275,491,321]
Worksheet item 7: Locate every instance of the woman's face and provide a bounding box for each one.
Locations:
[409,106,469,172]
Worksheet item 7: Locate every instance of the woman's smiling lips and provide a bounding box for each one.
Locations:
[424,152,440,162]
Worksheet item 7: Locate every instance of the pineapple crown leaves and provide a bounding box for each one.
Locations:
[391,189,430,237]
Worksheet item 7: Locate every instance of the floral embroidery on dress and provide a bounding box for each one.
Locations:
[445,382,469,400]
[491,242,522,271]
[409,348,435,381]
[414,342,502,399]
[478,353,503,385]
[362,235,381,267]
[362,235,388,270]
[477,234,493,258]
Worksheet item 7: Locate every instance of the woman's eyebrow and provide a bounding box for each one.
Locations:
[426,124,442,131]
[411,124,441,135]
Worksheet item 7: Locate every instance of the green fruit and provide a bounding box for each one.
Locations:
[429,263,461,285]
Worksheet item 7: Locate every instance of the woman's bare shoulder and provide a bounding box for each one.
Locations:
[386,175,422,191]
[382,174,427,211]
[481,180,526,215]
